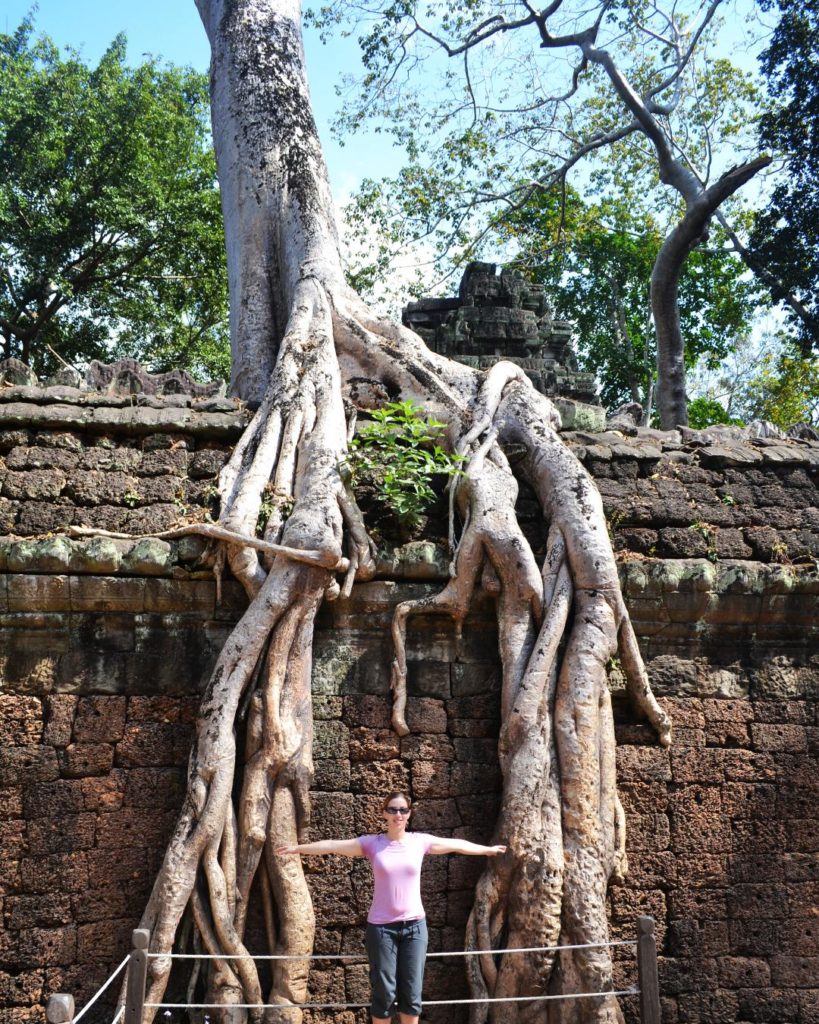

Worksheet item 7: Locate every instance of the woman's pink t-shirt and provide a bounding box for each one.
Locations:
[358,832,435,924]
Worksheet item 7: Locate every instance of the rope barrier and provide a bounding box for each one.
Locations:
[146,990,639,1010]
[70,955,130,1024]
[146,939,636,962]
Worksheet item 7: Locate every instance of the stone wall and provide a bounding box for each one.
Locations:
[1,400,817,1024]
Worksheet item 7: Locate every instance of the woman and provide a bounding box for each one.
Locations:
[276,791,506,1024]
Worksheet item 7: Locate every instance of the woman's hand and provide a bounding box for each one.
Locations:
[274,845,300,856]
[486,845,507,856]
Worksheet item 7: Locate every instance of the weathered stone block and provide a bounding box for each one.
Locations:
[2,470,65,502]
[770,955,819,988]
[735,987,800,1022]
[189,448,228,478]
[127,695,198,723]
[455,793,500,825]
[94,807,176,851]
[346,803,380,854]
[751,722,808,752]
[19,852,88,895]
[785,817,819,852]
[7,575,69,613]
[451,737,497,763]
[783,853,819,882]
[75,921,132,964]
[349,760,408,796]
[55,650,130,695]
[411,759,451,798]
[64,470,139,506]
[70,883,130,924]
[405,698,447,734]
[618,745,672,782]
[142,578,214,614]
[799,990,819,1024]
[411,798,460,832]
[313,695,343,720]
[314,720,350,760]
[313,758,351,791]
[68,576,144,613]
[138,449,188,476]
[71,696,127,743]
[450,662,501,697]
[58,743,115,778]
[308,871,359,928]
[80,773,125,812]
[0,746,59,787]
[728,918,785,957]
[309,792,355,841]
[721,782,777,819]
[115,722,191,768]
[0,695,42,744]
[84,845,148,884]
[0,970,43,1007]
[449,762,501,796]
[343,962,369,1004]
[122,538,173,575]
[306,965,346,1002]
[406,661,451,699]
[348,728,400,763]
[779,918,819,956]
[724,853,783,885]
[121,768,184,810]
[77,447,141,473]
[401,734,455,762]
[11,928,77,967]
[731,817,787,853]
[70,505,128,532]
[726,884,788,921]
[0,786,23,818]
[26,814,96,856]
[40,697,77,748]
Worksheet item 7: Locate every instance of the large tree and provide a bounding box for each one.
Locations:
[126,2,671,1023]
[0,19,228,379]
[316,0,769,427]
[497,188,757,418]
[746,0,819,354]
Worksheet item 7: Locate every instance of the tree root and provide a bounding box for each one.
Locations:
[388,377,670,1024]
[118,274,670,1024]
[67,523,348,573]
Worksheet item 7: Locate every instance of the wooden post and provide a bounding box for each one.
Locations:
[124,928,150,1024]
[46,994,75,1024]
[637,916,661,1024]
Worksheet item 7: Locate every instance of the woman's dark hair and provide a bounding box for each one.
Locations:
[381,791,412,812]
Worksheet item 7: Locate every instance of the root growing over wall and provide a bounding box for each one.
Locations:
[119,3,673,1022]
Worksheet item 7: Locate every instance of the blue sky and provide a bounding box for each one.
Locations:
[0,0,401,197]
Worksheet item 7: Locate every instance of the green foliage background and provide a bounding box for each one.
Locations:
[0,18,229,380]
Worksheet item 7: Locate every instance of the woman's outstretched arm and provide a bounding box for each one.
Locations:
[428,838,506,856]
[275,839,364,857]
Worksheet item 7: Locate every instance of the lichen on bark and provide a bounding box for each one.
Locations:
[124,2,672,1022]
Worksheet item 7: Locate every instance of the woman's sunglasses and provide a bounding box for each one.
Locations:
[385,806,410,815]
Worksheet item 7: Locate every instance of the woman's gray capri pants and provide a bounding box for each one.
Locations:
[365,917,429,1018]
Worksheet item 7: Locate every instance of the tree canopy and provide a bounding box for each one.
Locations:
[0,18,229,380]
[748,0,819,355]
[495,187,757,416]
[315,0,768,425]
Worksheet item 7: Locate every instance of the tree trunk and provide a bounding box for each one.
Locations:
[125,3,672,1022]
[651,156,771,429]
[650,223,696,429]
